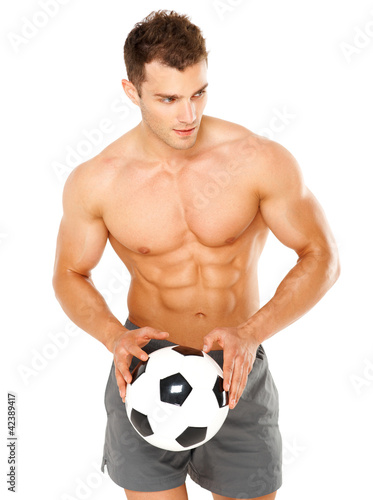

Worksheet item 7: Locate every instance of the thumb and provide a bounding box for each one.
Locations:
[203,330,221,353]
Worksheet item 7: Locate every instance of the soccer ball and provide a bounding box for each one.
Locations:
[125,345,229,452]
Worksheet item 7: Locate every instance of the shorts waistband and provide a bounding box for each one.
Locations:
[124,317,224,365]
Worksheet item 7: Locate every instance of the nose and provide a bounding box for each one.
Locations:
[178,99,196,125]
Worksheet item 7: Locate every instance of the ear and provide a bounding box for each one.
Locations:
[122,79,140,106]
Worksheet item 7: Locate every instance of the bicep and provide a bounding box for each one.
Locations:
[53,168,109,277]
[258,143,335,257]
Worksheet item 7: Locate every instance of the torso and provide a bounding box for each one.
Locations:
[94,116,270,348]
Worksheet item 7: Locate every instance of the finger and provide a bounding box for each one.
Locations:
[138,328,170,341]
[233,361,250,407]
[235,366,249,405]
[202,331,218,352]
[136,329,170,350]
[222,352,235,392]
[116,353,133,385]
[115,366,127,402]
[203,331,221,353]
[229,358,244,409]
[150,330,170,338]
[126,343,149,362]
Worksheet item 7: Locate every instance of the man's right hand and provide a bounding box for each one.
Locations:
[112,327,170,402]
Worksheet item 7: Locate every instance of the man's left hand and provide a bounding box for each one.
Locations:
[202,325,260,409]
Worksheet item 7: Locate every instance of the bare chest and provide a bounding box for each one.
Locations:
[103,164,259,255]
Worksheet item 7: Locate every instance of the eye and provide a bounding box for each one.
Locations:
[160,90,206,104]
[193,90,206,98]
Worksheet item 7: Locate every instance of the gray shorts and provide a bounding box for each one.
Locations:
[101,318,282,498]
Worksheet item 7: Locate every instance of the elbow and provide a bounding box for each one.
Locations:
[334,254,341,283]
[325,245,341,288]
[52,267,90,297]
[52,271,63,301]
[329,258,341,288]
[303,243,341,290]
[52,267,70,299]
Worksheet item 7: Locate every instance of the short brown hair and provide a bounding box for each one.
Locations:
[124,10,209,97]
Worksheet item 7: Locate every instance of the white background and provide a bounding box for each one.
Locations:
[1,0,372,499]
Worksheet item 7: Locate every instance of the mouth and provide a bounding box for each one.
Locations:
[173,127,196,137]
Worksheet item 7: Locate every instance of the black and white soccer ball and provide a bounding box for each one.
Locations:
[125,345,229,452]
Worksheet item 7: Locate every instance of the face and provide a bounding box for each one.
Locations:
[125,59,208,152]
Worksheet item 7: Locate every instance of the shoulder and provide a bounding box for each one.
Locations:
[203,116,305,197]
[202,115,255,148]
[253,137,305,200]
[216,117,304,195]
[62,139,131,217]
[201,115,267,161]
[203,115,301,167]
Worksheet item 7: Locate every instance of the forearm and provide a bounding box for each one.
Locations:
[52,270,126,352]
[242,250,340,343]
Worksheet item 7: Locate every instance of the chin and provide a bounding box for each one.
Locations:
[172,140,197,151]
[169,134,198,150]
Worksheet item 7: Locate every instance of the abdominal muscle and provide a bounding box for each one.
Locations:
[124,252,261,350]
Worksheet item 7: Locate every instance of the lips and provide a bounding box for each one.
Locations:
[174,127,196,136]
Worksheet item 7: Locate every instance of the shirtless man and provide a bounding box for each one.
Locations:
[52,10,340,500]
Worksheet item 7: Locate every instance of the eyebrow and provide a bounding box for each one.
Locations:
[153,83,209,99]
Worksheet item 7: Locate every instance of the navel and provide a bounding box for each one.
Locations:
[195,312,206,318]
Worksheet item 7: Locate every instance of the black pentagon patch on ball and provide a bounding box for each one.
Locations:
[176,426,207,447]
[130,409,154,437]
[213,375,229,408]
[160,373,192,406]
[131,359,148,383]
[172,345,204,357]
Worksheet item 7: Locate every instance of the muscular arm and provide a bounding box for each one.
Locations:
[53,163,169,400]
[204,140,340,408]
[52,164,125,352]
[243,140,341,342]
